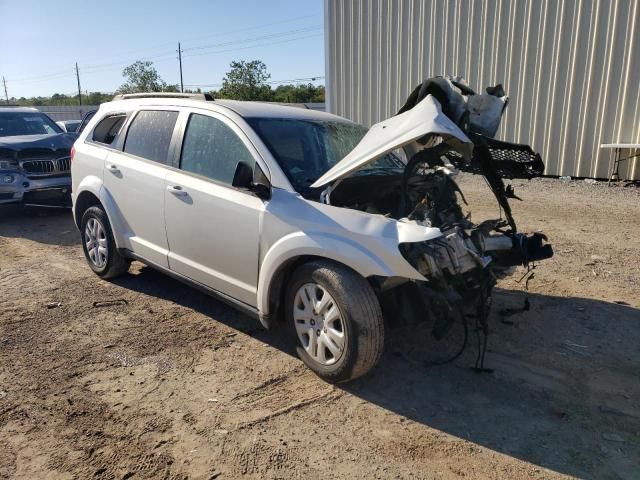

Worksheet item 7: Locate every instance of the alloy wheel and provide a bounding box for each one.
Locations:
[85,217,108,268]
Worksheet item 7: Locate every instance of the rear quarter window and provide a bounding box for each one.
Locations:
[123,110,179,164]
[91,114,127,146]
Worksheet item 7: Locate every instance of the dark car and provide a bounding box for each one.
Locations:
[0,106,75,206]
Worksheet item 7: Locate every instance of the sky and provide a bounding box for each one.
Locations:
[0,0,325,99]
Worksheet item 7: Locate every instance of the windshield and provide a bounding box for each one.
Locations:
[247,117,403,192]
[0,111,63,137]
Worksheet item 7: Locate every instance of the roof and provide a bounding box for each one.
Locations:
[214,100,344,121]
[103,96,347,123]
[0,106,40,113]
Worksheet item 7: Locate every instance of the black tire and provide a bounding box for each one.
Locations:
[285,260,385,383]
[80,205,130,279]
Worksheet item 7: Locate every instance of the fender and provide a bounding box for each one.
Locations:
[257,229,427,317]
[257,231,390,317]
[74,176,130,250]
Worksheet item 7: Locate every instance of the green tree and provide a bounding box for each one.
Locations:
[216,60,273,101]
[272,83,325,103]
[118,60,177,93]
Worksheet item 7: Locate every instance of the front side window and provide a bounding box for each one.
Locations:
[180,113,255,185]
[0,111,62,137]
[246,118,402,192]
[124,110,178,164]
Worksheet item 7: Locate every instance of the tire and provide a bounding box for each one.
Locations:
[80,205,130,279]
[285,260,385,383]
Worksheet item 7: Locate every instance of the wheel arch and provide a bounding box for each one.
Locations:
[73,176,128,249]
[73,190,101,229]
[257,232,396,328]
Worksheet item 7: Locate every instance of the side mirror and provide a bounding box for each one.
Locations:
[232,161,271,200]
[232,161,253,189]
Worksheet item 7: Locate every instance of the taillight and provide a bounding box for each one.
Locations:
[70,145,75,162]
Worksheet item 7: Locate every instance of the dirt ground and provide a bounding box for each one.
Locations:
[1,175,639,480]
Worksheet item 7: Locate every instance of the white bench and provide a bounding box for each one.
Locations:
[600,143,640,183]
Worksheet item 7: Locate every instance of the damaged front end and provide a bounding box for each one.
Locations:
[315,77,554,367]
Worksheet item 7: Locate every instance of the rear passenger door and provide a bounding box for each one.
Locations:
[103,109,179,268]
[164,111,265,307]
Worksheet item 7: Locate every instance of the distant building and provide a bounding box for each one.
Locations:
[324,0,639,180]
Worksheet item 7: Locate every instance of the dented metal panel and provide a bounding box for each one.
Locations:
[325,0,640,180]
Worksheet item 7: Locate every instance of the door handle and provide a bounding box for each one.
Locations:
[167,185,188,197]
[106,164,120,174]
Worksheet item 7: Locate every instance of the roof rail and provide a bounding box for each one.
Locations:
[112,92,214,101]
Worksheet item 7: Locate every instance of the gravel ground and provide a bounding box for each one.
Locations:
[0,175,639,479]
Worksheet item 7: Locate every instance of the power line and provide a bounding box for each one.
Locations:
[7,68,78,84]
[182,26,321,53]
[80,27,321,73]
[182,32,323,59]
[6,31,323,96]
[26,32,323,84]
[4,13,321,83]
[10,27,322,86]
[170,13,320,46]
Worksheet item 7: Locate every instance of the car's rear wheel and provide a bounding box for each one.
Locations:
[81,206,130,279]
[286,260,385,383]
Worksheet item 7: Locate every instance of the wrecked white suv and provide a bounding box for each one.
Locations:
[72,83,552,383]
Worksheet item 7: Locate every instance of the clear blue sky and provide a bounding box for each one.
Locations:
[0,0,325,99]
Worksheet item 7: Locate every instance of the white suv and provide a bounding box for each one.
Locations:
[72,91,552,382]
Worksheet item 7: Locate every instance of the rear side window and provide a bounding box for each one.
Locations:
[124,110,179,164]
[92,114,127,146]
[180,113,255,185]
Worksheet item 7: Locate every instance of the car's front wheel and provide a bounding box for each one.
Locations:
[286,260,385,383]
[80,205,130,279]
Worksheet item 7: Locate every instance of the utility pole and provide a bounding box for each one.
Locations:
[177,42,184,93]
[75,62,82,106]
[2,76,8,104]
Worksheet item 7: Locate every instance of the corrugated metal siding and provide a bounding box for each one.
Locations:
[325,0,640,179]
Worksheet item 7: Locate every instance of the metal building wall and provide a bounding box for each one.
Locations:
[325,0,640,179]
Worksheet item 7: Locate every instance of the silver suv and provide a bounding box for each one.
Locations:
[72,90,552,382]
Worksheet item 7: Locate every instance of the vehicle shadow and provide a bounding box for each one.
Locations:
[112,264,296,356]
[0,205,77,247]
[114,265,640,479]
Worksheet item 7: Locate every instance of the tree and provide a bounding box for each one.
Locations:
[216,60,273,101]
[272,83,325,103]
[118,61,177,93]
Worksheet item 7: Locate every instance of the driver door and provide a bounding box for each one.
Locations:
[164,111,265,307]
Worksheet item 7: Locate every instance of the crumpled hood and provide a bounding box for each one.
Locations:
[310,95,472,188]
[0,133,76,156]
